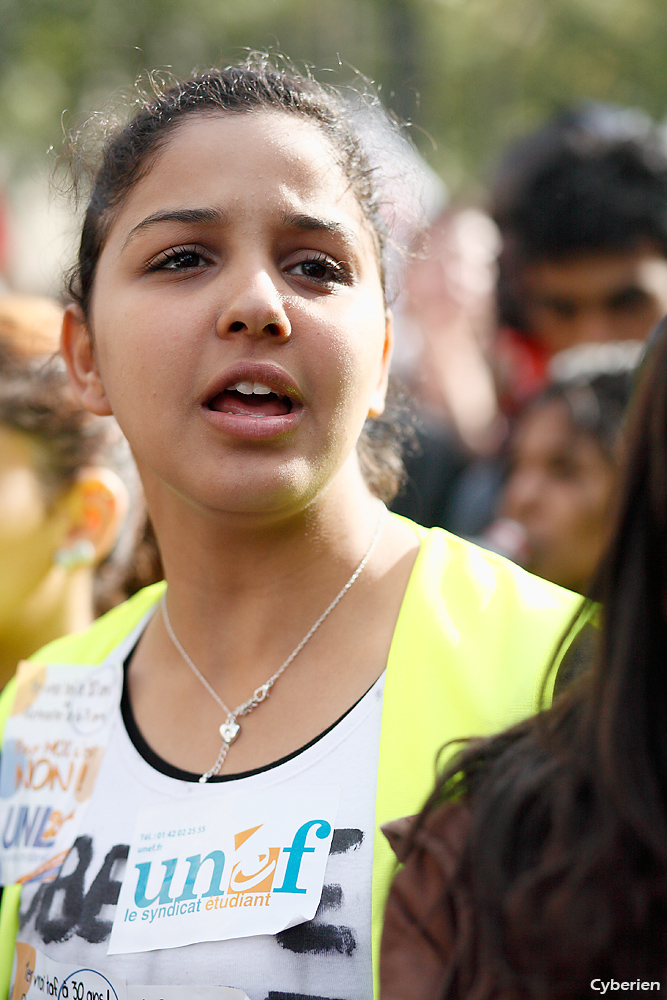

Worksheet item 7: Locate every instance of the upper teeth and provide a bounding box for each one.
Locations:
[229,381,272,395]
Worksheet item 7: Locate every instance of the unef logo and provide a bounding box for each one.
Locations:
[128,819,332,924]
[227,824,280,896]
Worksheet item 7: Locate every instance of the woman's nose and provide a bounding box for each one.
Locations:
[215,269,291,343]
[503,467,543,518]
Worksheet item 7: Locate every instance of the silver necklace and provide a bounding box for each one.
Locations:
[160,506,387,782]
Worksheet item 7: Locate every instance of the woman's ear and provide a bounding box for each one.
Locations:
[368,310,394,419]
[61,304,113,416]
[56,467,129,569]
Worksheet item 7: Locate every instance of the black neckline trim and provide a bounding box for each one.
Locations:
[120,652,373,783]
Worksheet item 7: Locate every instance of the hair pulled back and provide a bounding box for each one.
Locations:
[67,59,409,502]
[68,60,388,318]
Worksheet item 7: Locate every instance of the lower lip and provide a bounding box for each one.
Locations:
[200,405,304,441]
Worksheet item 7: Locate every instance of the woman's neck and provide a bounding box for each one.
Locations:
[153,458,379,580]
[143,475,388,684]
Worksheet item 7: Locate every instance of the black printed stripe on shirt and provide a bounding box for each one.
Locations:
[265,993,348,1000]
[276,827,362,957]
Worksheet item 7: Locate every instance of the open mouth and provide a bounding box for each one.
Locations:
[207,381,294,418]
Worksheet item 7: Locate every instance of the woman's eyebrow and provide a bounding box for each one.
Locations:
[122,207,225,248]
[281,211,357,246]
[121,207,358,250]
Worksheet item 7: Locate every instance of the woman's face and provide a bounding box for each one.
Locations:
[65,111,391,519]
[501,399,616,594]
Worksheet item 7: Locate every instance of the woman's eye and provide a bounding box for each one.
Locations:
[146,246,210,272]
[287,255,351,287]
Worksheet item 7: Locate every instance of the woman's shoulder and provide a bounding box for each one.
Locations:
[391,514,584,697]
[395,513,580,615]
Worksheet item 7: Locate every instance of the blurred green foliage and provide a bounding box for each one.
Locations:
[1,0,667,191]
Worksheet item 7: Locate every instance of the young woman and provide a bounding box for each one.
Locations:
[491,341,642,595]
[380,321,667,997]
[0,64,579,1000]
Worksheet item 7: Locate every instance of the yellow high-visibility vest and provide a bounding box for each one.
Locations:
[0,520,582,996]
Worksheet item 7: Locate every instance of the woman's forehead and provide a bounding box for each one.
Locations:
[518,399,609,461]
[517,399,576,449]
[114,111,362,229]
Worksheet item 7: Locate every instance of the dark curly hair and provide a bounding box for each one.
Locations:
[492,103,667,332]
[410,319,667,997]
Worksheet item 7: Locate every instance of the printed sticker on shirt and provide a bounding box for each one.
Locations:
[0,661,121,887]
[109,785,340,954]
[11,941,249,1000]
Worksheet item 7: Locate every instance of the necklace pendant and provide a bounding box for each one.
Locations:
[219,720,240,745]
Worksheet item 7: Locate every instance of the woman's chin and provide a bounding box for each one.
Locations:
[192,469,330,522]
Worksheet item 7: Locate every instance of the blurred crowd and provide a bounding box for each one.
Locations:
[392,100,667,596]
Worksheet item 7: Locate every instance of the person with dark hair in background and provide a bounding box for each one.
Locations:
[486,340,643,595]
[441,103,667,541]
[493,102,667,413]
[380,320,667,998]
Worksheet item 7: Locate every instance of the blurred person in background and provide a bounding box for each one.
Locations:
[380,316,667,1000]
[493,101,667,414]
[0,293,159,688]
[397,207,501,455]
[391,207,502,529]
[485,341,643,595]
[437,102,667,540]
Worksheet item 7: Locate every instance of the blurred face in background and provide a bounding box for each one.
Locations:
[0,424,70,632]
[501,398,616,594]
[521,244,667,354]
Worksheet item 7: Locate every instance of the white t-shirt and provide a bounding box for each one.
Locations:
[13,613,385,1000]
